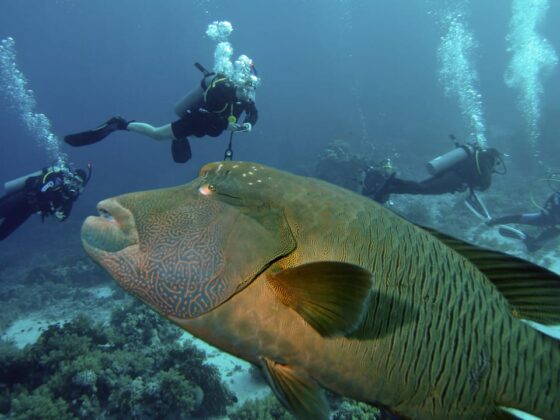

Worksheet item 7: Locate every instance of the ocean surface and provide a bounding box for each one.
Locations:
[1,1,559,418]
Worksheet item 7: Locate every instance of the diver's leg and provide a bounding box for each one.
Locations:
[486,214,524,226]
[384,177,426,195]
[525,227,560,252]
[126,122,175,141]
[0,190,27,218]
[517,212,550,227]
[414,172,464,195]
[0,203,33,241]
[385,175,457,195]
[0,211,32,240]
[0,191,35,240]
[487,212,547,227]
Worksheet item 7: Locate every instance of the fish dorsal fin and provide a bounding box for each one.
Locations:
[422,226,560,325]
[260,357,329,420]
[266,261,372,337]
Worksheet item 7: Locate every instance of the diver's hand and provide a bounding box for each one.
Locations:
[227,122,252,133]
[54,210,66,221]
[227,122,241,132]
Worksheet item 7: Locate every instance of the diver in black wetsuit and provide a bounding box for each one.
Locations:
[487,191,560,252]
[0,165,90,241]
[363,144,503,217]
[65,61,259,163]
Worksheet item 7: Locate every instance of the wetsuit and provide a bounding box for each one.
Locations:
[364,148,498,203]
[488,192,560,251]
[386,149,496,195]
[171,74,258,139]
[0,169,81,240]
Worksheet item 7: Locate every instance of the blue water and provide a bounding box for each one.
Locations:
[0,0,559,260]
[1,2,560,418]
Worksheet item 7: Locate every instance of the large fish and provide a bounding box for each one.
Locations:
[81,161,560,419]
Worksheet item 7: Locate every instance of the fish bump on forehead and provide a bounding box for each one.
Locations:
[200,162,274,188]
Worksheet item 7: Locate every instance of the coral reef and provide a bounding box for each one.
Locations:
[230,395,292,420]
[331,399,382,419]
[229,393,384,420]
[0,301,236,419]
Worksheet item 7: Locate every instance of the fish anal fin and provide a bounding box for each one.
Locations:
[266,261,372,337]
[260,357,329,420]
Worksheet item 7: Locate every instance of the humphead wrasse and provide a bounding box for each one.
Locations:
[81,161,560,419]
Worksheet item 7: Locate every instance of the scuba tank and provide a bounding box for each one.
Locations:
[174,63,215,118]
[174,77,210,118]
[426,144,475,176]
[4,170,43,194]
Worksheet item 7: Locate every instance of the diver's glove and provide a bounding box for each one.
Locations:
[54,210,66,221]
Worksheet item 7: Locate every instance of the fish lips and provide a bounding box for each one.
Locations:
[81,198,140,256]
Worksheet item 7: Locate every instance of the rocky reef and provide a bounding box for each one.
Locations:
[314,139,372,193]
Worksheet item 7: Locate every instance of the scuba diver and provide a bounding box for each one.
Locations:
[64,58,259,164]
[361,158,396,199]
[0,164,91,241]
[486,189,560,252]
[363,139,504,219]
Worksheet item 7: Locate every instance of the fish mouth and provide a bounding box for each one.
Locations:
[81,198,140,256]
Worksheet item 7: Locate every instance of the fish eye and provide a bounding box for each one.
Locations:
[198,184,216,196]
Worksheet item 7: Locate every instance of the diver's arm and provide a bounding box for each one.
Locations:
[543,192,560,214]
[242,102,258,126]
[126,122,175,141]
[53,199,74,222]
[475,160,494,191]
[476,173,492,191]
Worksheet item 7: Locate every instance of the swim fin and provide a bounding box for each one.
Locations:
[498,226,528,241]
[64,117,126,147]
[464,191,491,221]
[171,138,192,163]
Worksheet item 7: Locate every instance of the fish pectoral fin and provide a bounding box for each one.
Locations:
[266,261,372,337]
[495,405,533,419]
[260,357,329,420]
[421,225,560,325]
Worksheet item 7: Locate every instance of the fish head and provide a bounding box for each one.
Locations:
[81,161,296,319]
